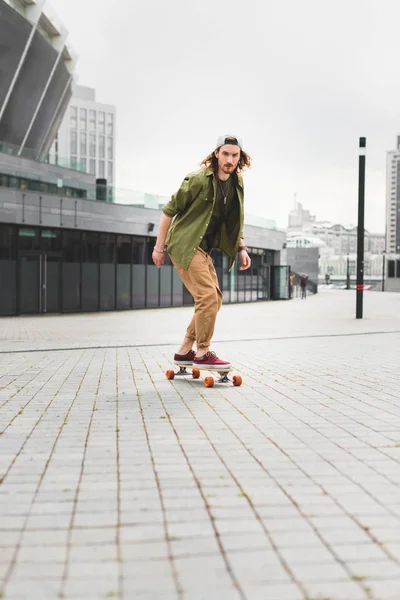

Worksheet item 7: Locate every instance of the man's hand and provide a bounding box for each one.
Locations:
[239,250,251,271]
[152,248,166,268]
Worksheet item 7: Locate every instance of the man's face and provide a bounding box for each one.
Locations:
[215,144,241,175]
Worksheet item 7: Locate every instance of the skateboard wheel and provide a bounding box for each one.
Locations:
[233,375,242,387]
[166,369,175,380]
[204,376,214,388]
[192,368,200,379]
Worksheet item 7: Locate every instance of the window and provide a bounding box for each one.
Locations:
[0,225,16,259]
[98,111,105,134]
[99,161,105,178]
[89,159,96,175]
[107,113,114,135]
[70,106,77,129]
[107,137,113,159]
[80,132,87,156]
[388,260,395,278]
[41,229,61,252]
[99,233,115,263]
[80,108,87,131]
[70,131,77,155]
[117,235,131,264]
[82,232,99,262]
[63,230,81,262]
[81,158,87,172]
[108,161,113,183]
[89,133,96,157]
[98,135,105,158]
[89,110,96,132]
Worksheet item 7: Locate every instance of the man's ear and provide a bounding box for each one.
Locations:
[214,150,219,159]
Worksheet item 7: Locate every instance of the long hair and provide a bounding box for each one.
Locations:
[200,147,252,175]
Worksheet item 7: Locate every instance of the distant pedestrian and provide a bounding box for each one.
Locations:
[289,273,295,299]
[300,273,308,299]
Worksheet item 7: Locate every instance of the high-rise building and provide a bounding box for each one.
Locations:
[49,84,116,186]
[386,136,400,254]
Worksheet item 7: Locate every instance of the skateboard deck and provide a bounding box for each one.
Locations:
[166,364,242,387]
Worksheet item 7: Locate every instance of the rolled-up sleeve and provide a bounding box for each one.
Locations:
[162,175,192,218]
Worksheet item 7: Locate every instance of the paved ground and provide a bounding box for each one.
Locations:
[1,291,400,600]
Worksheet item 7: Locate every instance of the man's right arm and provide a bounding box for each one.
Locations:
[152,213,172,268]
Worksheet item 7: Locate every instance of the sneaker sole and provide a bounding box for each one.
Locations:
[193,364,231,370]
[174,361,194,366]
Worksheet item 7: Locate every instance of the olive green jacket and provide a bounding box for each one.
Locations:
[162,168,244,271]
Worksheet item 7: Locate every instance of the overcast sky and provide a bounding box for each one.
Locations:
[51,0,400,232]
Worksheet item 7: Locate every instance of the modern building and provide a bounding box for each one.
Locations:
[0,0,77,161]
[48,85,116,188]
[386,135,400,255]
[0,180,288,315]
[287,203,385,282]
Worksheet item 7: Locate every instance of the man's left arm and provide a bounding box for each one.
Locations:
[238,238,251,271]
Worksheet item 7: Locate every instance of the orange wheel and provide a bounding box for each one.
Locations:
[233,375,242,387]
[204,376,214,388]
[192,368,200,379]
[166,369,175,380]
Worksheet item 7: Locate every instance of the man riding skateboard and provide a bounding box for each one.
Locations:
[152,134,252,369]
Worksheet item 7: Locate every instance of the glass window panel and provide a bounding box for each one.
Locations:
[98,111,105,134]
[132,265,145,307]
[108,161,113,182]
[117,235,131,264]
[82,232,99,262]
[98,135,105,158]
[89,133,96,157]
[0,225,17,259]
[100,263,115,310]
[63,230,81,262]
[107,113,114,135]
[107,137,113,159]
[132,237,146,264]
[82,263,98,311]
[40,229,61,252]
[99,161,105,178]
[116,264,131,309]
[0,258,17,315]
[80,108,87,130]
[89,159,96,175]
[81,158,87,172]
[99,233,115,263]
[70,131,77,155]
[18,227,39,251]
[80,132,87,156]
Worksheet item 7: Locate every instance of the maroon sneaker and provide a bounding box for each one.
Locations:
[174,349,196,365]
[193,351,231,370]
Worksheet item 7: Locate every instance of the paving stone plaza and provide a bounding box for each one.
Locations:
[1,291,400,600]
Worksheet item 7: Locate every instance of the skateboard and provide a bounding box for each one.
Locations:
[165,364,242,388]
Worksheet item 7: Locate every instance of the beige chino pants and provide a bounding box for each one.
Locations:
[170,248,223,352]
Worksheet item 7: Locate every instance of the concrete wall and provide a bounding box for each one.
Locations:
[0,186,285,251]
[287,247,319,282]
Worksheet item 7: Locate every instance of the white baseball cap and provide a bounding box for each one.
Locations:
[216,134,243,150]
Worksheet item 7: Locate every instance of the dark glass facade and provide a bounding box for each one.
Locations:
[0,224,278,316]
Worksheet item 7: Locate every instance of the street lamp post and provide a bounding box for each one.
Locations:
[356,137,366,319]
[382,251,386,292]
[346,253,350,290]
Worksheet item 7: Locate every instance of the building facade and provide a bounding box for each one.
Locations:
[48,85,116,188]
[0,172,289,315]
[386,135,400,255]
[0,0,76,160]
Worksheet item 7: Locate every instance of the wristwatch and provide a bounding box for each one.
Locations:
[238,245,247,253]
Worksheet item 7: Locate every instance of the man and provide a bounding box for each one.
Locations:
[300,273,308,299]
[152,134,252,369]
